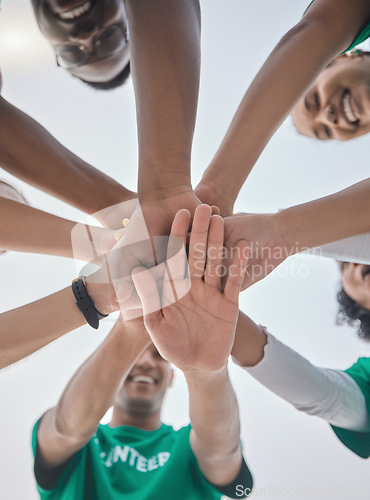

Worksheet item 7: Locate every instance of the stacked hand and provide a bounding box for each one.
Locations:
[132,204,249,373]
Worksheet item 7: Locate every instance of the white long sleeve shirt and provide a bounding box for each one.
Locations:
[244,331,368,432]
[310,233,370,264]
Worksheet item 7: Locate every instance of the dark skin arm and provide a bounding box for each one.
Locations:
[0,96,136,227]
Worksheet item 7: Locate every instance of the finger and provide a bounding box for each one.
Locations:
[132,267,163,324]
[188,204,212,281]
[204,215,224,289]
[211,205,220,216]
[223,240,249,303]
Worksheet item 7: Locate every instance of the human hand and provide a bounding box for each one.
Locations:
[224,212,288,289]
[194,181,234,217]
[132,204,249,373]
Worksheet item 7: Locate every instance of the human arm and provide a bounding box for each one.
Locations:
[133,205,251,487]
[224,178,370,288]
[0,196,119,259]
[196,0,370,210]
[232,311,368,431]
[123,0,202,244]
[125,0,200,199]
[0,278,116,369]
[0,96,135,226]
[35,317,150,472]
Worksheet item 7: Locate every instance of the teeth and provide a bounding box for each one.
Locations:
[132,376,155,384]
[342,92,359,123]
[59,1,91,20]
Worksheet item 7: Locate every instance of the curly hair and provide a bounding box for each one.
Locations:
[337,286,370,341]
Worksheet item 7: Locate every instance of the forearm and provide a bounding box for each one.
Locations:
[185,367,242,485]
[0,287,86,369]
[53,321,149,442]
[0,97,135,215]
[199,1,368,206]
[0,197,115,260]
[275,178,370,252]
[125,0,200,197]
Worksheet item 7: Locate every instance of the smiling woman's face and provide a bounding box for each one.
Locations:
[292,54,370,141]
[340,262,370,311]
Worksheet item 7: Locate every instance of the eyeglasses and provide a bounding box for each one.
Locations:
[56,24,128,70]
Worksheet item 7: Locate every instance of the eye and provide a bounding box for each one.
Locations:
[313,91,320,109]
[324,126,331,139]
[339,261,349,272]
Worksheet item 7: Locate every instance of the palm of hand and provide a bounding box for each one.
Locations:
[133,205,249,373]
[147,280,239,373]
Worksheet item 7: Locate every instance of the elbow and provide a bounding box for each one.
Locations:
[53,406,97,444]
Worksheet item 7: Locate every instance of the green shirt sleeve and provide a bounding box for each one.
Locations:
[330,357,370,458]
[32,417,85,497]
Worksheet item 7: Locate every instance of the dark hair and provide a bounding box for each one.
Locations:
[78,62,131,91]
[337,287,370,341]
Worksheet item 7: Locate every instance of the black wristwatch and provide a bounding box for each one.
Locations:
[72,277,108,330]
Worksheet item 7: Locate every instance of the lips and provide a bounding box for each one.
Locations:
[341,89,360,126]
[128,374,157,385]
[57,1,92,20]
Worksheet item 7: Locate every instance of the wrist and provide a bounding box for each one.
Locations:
[195,179,235,216]
[111,319,151,351]
[85,279,117,316]
[138,172,192,202]
[268,211,293,253]
[184,364,229,383]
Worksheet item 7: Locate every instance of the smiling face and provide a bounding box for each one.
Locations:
[292,54,370,141]
[115,345,174,418]
[340,262,370,311]
[31,0,130,83]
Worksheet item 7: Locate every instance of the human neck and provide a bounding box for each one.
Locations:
[109,405,162,431]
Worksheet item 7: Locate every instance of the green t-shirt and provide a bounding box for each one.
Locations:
[32,420,253,499]
[331,357,370,459]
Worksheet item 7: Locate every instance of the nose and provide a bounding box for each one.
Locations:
[317,104,338,126]
[70,24,99,51]
[136,350,156,369]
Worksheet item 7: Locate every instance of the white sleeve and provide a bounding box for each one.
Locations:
[309,233,370,264]
[244,331,369,432]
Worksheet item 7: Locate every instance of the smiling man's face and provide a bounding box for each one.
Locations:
[31,0,130,84]
[292,54,370,141]
[115,345,173,418]
[340,262,370,311]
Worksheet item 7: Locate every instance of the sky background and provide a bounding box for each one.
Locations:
[0,0,369,498]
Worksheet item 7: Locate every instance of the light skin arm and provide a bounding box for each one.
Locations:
[0,196,119,259]
[196,0,370,211]
[0,96,135,225]
[133,205,249,485]
[0,280,116,370]
[224,178,370,288]
[37,318,150,468]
